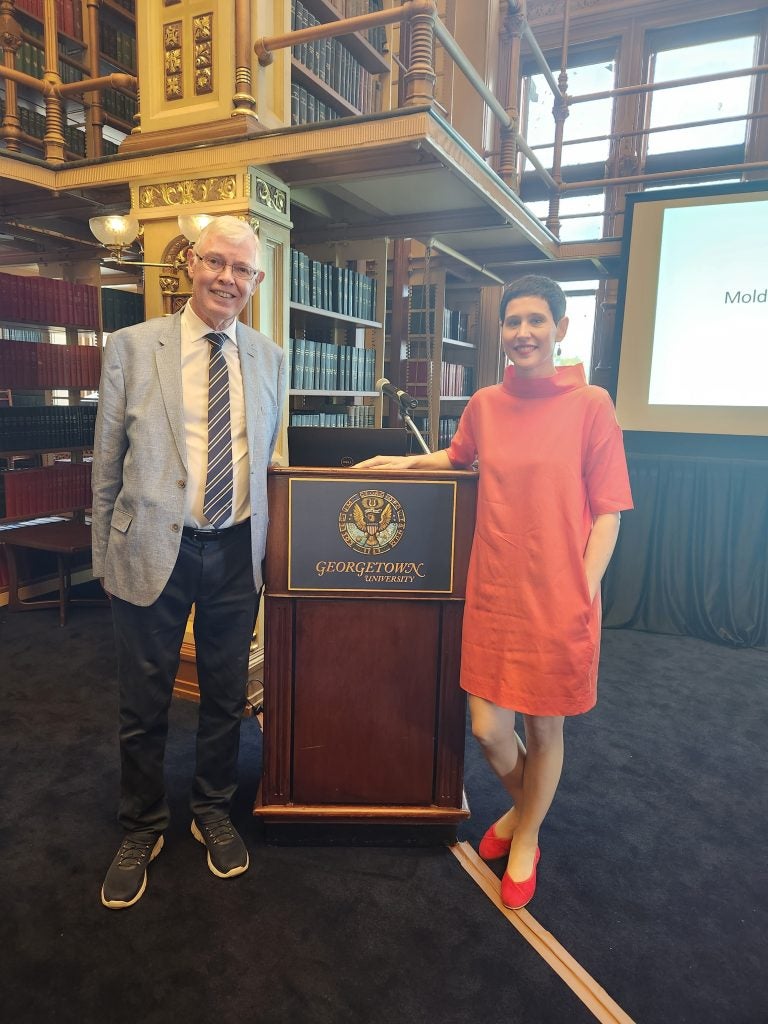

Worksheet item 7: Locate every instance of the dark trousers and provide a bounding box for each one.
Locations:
[111,524,258,834]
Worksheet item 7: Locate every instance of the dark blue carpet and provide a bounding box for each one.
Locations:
[1,599,766,1023]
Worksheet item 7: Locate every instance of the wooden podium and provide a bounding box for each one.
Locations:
[255,466,478,844]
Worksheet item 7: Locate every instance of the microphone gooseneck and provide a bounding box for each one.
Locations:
[376,377,419,411]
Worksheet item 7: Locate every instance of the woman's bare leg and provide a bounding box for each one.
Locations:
[468,694,527,838]
[506,714,564,880]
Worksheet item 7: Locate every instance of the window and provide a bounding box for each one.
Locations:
[523,58,616,170]
[526,194,605,242]
[561,282,599,379]
[646,35,758,155]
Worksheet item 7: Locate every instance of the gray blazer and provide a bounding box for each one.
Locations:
[91,311,286,606]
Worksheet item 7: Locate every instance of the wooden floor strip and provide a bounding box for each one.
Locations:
[450,841,636,1024]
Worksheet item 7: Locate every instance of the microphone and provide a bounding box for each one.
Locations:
[376,377,419,411]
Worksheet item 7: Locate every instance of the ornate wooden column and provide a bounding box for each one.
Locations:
[545,0,570,236]
[232,0,257,118]
[402,0,436,107]
[498,0,525,191]
[84,0,104,158]
[41,0,66,163]
[0,0,22,152]
[121,0,271,155]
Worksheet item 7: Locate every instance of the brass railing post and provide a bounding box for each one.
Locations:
[233,0,258,119]
[402,0,436,107]
[498,1,525,190]
[0,0,23,152]
[84,0,104,158]
[545,0,570,236]
[41,0,66,163]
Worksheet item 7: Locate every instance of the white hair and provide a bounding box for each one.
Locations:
[196,216,260,257]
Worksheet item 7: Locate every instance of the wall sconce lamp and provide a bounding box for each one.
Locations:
[88,213,214,267]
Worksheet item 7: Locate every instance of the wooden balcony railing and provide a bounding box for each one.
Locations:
[1,0,767,243]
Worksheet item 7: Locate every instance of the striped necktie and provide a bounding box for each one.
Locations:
[203,331,234,529]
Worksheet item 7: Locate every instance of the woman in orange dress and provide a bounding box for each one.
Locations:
[359,276,632,909]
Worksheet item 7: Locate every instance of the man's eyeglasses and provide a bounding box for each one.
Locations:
[194,250,264,283]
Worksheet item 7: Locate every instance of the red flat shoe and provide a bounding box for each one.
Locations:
[500,847,541,910]
[478,822,513,860]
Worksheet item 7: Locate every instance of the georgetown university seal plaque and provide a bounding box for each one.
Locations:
[338,489,406,556]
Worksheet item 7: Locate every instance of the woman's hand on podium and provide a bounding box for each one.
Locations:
[354,451,454,471]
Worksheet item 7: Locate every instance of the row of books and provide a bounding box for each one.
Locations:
[291,83,343,126]
[99,20,137,72]
[13,41,84,84]
[9,99,90,156]
[386,283,435,336]
[101,288,144,333]
[444,308,470,343]
[344,0,387,54]
[0,340,101,390]
[1,326,50,343]
[15,0,82,39]
[289,339,376,393]
[290,248,378,322]
[292,0,382,114]
[440,362,475,397]
[384,286,471,342]
[64,125,86,156]
[289,406,375,428]
[102,87,138,125]
[14,104,85,156]
[0,405,97,453]
[436,416,461,450]
[0,462,92,518]
[404,358,475,399]
[0,272,101,330]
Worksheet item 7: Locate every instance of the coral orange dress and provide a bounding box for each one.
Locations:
[446,363,633,716]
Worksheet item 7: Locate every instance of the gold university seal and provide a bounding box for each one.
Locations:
[338,489,406,555]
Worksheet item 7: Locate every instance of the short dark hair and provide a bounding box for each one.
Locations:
[498,275,567,324]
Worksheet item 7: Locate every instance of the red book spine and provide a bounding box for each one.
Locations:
[36,344,46,391]
[89,284,100,330]
[18,276,31,323]
[5,471,18,518]
[25,342,38,389]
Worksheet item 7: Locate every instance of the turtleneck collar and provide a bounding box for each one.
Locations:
[502,362,587,398]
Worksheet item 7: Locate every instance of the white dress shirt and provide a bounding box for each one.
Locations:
[180,303,250,529]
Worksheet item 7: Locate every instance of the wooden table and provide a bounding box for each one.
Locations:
[1,521,107,626]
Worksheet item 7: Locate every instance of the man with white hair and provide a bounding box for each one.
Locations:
[92,216,286,908]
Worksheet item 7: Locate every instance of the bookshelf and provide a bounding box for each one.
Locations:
[100,287,144,334]
[385,254,481,451]
[96,0,137,146]
[0,271,101,601]
[5,1,89,158]
[1,0,137,158]
[288,244,383,428]
[290,0,389,125]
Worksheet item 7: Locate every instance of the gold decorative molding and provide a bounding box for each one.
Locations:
[138,176,239,209]
[169,294,189,315]
[0,0,23,51]
[193,13,213,96]
[164,21,183,101]
[252,176,288,215]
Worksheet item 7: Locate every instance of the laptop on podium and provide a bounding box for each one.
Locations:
[287,426,410,468]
